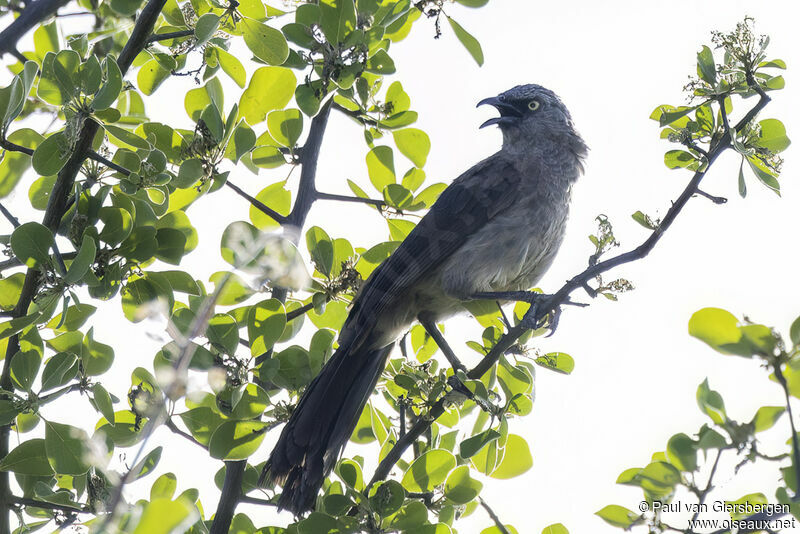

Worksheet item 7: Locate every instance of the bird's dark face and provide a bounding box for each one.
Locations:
[477,84,576,142]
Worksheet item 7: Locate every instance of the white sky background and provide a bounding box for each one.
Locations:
[3,0,800,532]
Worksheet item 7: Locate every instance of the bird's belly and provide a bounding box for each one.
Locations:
[439,197,568,298]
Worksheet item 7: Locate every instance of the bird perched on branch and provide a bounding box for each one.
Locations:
[260,84,588,514]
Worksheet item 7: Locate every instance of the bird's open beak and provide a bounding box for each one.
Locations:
[477,96,522,128]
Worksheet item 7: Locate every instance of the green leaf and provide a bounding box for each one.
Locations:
[229,383,270,420]
[306,226,334,277]
[11,222,54,268]
[96,410,144,447]
[155,227,188,264]
[688,307,753,357]
[91,382,115,425]
[194,13,220,45]
[696,378,727,424]
[446,16,483,66]
[216,46,246,88]
[151,472,177,499]
[132,497,196,534]
[249,181,291,229]
[208,420,268,460]
[664,149,697,170]
[595,505,638,529]
[392,128,430,167]
[666,433,697,472]
[105,123,151,150]
[542,525,568,534]
[0,129,43,198]
[751,406,784,433]
[45,421,90,475]
[65,235,96,284]
[388,501,428,530]
[247,299,286,356]
[131,446,162,480]
[0,439,53,475]
[45,303,96,332]
[443,465,482,504]
[401,449,456,492]
[137,59,172,96]
[206,312,239,355]
[319,0,356,44]
[40,352,79,391]
[790,315,800,346]
[179,407,224,446]
[756,118,791,153]
[365,49,396,74]
[239,66,296,125]
[82,327,114,375]
[92,56,123,111]
[98,206,133,245]
[490,434,532,479]
[251,145,285,168]
[746,156,780,194]
[696,45,717,85]
[242,18,289,65]
[267,108,303,147]
[366,145,395,190]
[31,132,70,176]
[534,352,574,374]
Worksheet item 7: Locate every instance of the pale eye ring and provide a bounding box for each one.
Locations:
[527,100,541,111]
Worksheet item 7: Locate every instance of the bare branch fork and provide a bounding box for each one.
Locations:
[369,85,771,487]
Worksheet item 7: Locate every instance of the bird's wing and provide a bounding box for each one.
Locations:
[343,152,524,345]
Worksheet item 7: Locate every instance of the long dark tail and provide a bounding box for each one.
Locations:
[259,341,393,514]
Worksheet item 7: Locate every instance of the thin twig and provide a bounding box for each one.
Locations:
[8,496,84,514]
[146,29,194,43]
[225,181,288,225]
[0,204,20,228]
[165,418,206,449]
[332,102,379,127]
[239,496,277,507]
[478,497,511,534]
[315,191,386,208]
[695,189,727,204]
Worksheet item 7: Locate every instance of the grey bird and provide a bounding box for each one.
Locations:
[260,84,588,514]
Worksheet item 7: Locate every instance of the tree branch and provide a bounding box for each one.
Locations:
[0,203,20,228]
[315,191,385,208]
[368,86,772,489]
[287,98,333,228]
[165,418,206,449]
[224,180,288,225]
[478,497,511,534]
[0,0,71,61]
[8,495,84,514]
[146,29,194,43]
[332,102,378,127]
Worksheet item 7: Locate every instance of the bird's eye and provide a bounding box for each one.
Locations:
[527,100,541,111]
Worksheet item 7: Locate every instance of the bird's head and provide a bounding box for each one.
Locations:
[478,84,581,151]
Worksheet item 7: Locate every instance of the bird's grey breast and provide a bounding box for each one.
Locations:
[438,148,579,299]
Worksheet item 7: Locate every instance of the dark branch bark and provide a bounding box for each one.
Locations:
[0,203,20,228]
[332,102,378,127]
[9,495,84,513]
[0,0,71,61]
[146,29,194,43]
[287,99,333,228]
[478,497,511,534]
[225,180,288,225]
[368,86,772,489]
[315,191,385,208]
